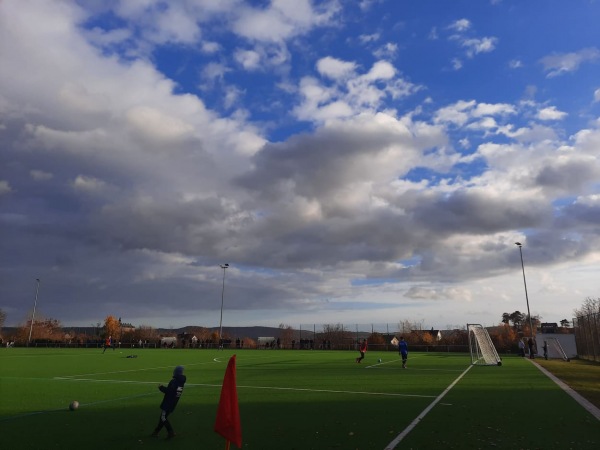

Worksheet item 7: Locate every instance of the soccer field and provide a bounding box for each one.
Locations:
[1,348,598,449]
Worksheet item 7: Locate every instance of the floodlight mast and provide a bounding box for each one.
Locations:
[219,264,229,349]
[28,278,41,345]
[515,243,535,338]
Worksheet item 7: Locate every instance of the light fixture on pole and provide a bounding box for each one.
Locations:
[219,264,229,349]
[515,242,535,337]
[28,278,41,345]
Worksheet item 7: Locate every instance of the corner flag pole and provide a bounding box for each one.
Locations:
[214,355,242,449]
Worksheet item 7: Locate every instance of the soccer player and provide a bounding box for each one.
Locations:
[399,336,408,368]
[102,335,114,353]
[356,338,368,363]
[151,365,186,439]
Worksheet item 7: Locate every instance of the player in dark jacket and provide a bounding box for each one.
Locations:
[151,365,186,439]
[399,336,408,368]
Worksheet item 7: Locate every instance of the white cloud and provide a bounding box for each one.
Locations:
[537,106,567,121]
[232,0,338,43]
[373,42,398,59]
[201,62,230,84]
[594,88,600,103]
[462,36,498,57]
[30,170,54,181]
[295,61,418,123]
[472,103,516,117]
[316,57,357,80]
[126,106,194,141]
[201,41,221,54]
[0,180,11,195]
[509,59,523,69]
[540,47,600,78]
[235,49,262,71]
[359,33,380,43]
[363,60,395,81]
[448,18,471,32]
[72,175,108,193]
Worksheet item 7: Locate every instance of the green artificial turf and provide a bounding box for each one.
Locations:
[1,348,598,449]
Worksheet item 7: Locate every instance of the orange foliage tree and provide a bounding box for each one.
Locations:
[18,315,64,343]
[368,332,386,345]
[490,324,519,352]
[103,315,120,339]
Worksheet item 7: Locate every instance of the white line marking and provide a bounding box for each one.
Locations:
[52,377,437,398]
[530,360,600,421]
[60,360,218,378]
[384,364,473,450]
[366,357,463,372]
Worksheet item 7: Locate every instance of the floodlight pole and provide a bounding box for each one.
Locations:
[28,278,41,345]
[515,243,535,337]
[219,264,229,350]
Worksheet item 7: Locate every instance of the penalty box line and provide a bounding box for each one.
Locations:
[53,376,437,399]
[385,364,474,450]
[59,354,281,379]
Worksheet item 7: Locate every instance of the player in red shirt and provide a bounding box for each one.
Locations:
[102,335,114,353]
[356,339,368,363]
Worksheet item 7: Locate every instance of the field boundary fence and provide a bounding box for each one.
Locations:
[573,312,600,362]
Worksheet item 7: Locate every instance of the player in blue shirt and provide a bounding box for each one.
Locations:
[398,337,408,369]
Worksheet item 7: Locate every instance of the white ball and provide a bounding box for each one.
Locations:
[69,401,79,411]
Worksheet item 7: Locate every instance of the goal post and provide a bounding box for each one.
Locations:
[543,337,570,362]
[468,324,502,366]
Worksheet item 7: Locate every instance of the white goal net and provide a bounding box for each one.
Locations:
[543,338,570,361]
[468,324,502,366]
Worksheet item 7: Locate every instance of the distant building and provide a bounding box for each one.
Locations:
[541,323,559,333]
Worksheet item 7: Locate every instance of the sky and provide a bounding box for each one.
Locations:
[1,0,600,331]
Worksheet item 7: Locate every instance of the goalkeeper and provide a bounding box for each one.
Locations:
[398,337,408,369]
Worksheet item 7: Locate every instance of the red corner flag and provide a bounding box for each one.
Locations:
[214,354,242,449]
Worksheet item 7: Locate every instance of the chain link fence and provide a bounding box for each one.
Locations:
[573,312,600,362]
[273,323,469,352]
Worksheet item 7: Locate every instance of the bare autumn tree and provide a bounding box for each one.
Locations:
[320,324,352,348]
[368,332,386,346]
[574,297,600,317]
[397,319,424,335]
[0,308,6,332]
[520,314,541,336]
[278,323,294,348]
[186,326,211,342]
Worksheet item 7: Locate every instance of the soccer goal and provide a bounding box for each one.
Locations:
[544,338,570,361]
[468,324,502,366]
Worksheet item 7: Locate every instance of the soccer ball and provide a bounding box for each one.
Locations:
[69,401,79,411]
[378,358,382,363]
